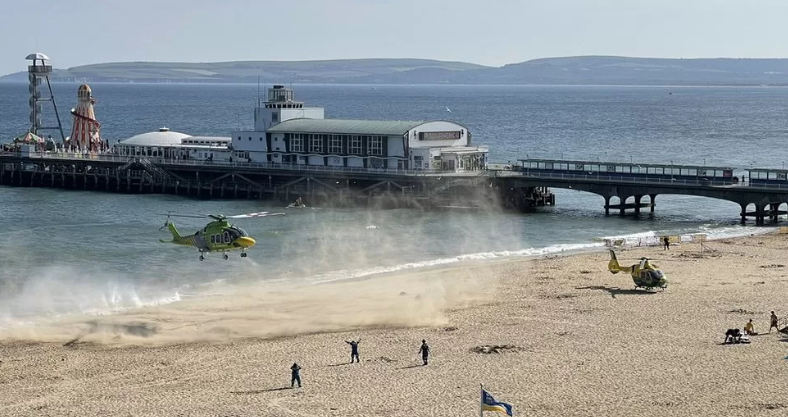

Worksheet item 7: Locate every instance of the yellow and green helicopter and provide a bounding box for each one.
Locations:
[159,211,284,261]
[607,250,667,290]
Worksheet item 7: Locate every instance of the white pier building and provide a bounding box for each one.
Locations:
[232,85,487,171]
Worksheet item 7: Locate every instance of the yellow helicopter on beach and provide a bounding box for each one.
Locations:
[159,211,284,261]
[607,250,668,290]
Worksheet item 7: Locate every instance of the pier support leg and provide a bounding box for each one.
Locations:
[604,196,611,216]
[757,203,767,225]
[634,195,642,215]
[740,203,747,224]
[620,196,629,216]
[649,194,656,213]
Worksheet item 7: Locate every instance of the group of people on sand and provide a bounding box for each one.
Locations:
[724,311,781,344]
[288,339,431,388]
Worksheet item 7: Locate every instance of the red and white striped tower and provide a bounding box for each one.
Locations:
[69,84,102,152]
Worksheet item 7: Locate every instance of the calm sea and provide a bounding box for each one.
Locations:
[1,82,786,328]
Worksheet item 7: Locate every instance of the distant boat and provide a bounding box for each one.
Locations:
[446,107,452,113]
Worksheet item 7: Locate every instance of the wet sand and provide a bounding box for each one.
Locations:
[2,234,788,416]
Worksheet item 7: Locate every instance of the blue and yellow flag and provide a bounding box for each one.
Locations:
[482,389,513,416]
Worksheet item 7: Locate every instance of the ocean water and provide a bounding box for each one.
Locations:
[1,82,786,329]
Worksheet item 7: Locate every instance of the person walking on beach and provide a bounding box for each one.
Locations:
[346,339,360,363]
[663,236,670,250]
[770,311,780,333]
[419,339,430,366]
[290,363,302,388]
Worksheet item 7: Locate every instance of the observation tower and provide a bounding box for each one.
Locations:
[26,53,65,143]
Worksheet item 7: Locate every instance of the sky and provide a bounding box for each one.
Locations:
[1,0,788,76]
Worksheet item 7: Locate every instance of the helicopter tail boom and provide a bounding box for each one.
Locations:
[160,222,193,246]
[608,250,628,274]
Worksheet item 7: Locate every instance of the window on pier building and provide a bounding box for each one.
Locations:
[368,136,383,156]
[349,136,362,154]
[329,135,342,154]
[309,134,323,153]
[290,134,304,152]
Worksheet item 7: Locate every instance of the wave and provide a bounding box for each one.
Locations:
[700,224,778,240]
[599,230,657,240]
[306,242,605,284]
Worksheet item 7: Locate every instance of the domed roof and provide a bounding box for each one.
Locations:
[119,128,191,147]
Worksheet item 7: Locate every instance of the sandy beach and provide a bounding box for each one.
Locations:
[2,233,788,416]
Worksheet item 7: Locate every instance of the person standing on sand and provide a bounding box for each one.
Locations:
[346,339,360,363]
[419,340,430,365]
[770,311,779,333]
[663,236,670,250]
[290,363,302,388]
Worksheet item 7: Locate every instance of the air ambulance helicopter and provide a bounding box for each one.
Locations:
[159,211,284,261]
[607,250,668,290]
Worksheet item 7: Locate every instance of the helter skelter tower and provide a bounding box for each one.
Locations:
[26,53,66,143]
[69,84,103,151]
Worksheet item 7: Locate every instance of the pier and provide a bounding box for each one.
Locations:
[0,152,554,211]
[5,153,788,224]
[492,159,788,225]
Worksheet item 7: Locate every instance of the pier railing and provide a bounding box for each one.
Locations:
[0,151,486,178]
[487,167,788,191]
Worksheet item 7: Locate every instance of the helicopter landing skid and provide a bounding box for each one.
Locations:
[240,249,248,258]
[635,285,667,292]
[223,252,229,260]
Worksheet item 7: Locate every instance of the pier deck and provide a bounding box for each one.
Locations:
[0,152,553,211]
[5,152,788,224]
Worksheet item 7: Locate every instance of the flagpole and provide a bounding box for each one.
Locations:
[479,383,483,417]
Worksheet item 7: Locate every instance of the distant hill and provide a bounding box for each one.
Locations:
[3,56,788,85]
[0,58,489,84]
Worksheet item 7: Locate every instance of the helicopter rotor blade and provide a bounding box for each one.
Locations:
[156,213,210,219]
[225,211,286,219]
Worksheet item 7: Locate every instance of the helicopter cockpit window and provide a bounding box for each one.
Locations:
[234,227,249,237]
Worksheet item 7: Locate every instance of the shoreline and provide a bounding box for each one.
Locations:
[2,232,788,416]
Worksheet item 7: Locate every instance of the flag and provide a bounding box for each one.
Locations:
[481,388,513,416]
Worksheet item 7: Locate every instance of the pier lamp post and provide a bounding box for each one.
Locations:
[630,155,633,164]
[670,160,674,181]
[782,161,785,170]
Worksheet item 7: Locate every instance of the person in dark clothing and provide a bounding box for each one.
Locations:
[770,311,779,333]
[418,340,430,365]
[663,236,670,250]
[724,328,741,344]
[290,363,302,388]
[345,339,360,363]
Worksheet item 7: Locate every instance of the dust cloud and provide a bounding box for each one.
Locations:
[0,263,494,346]
[0,192,515,346]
